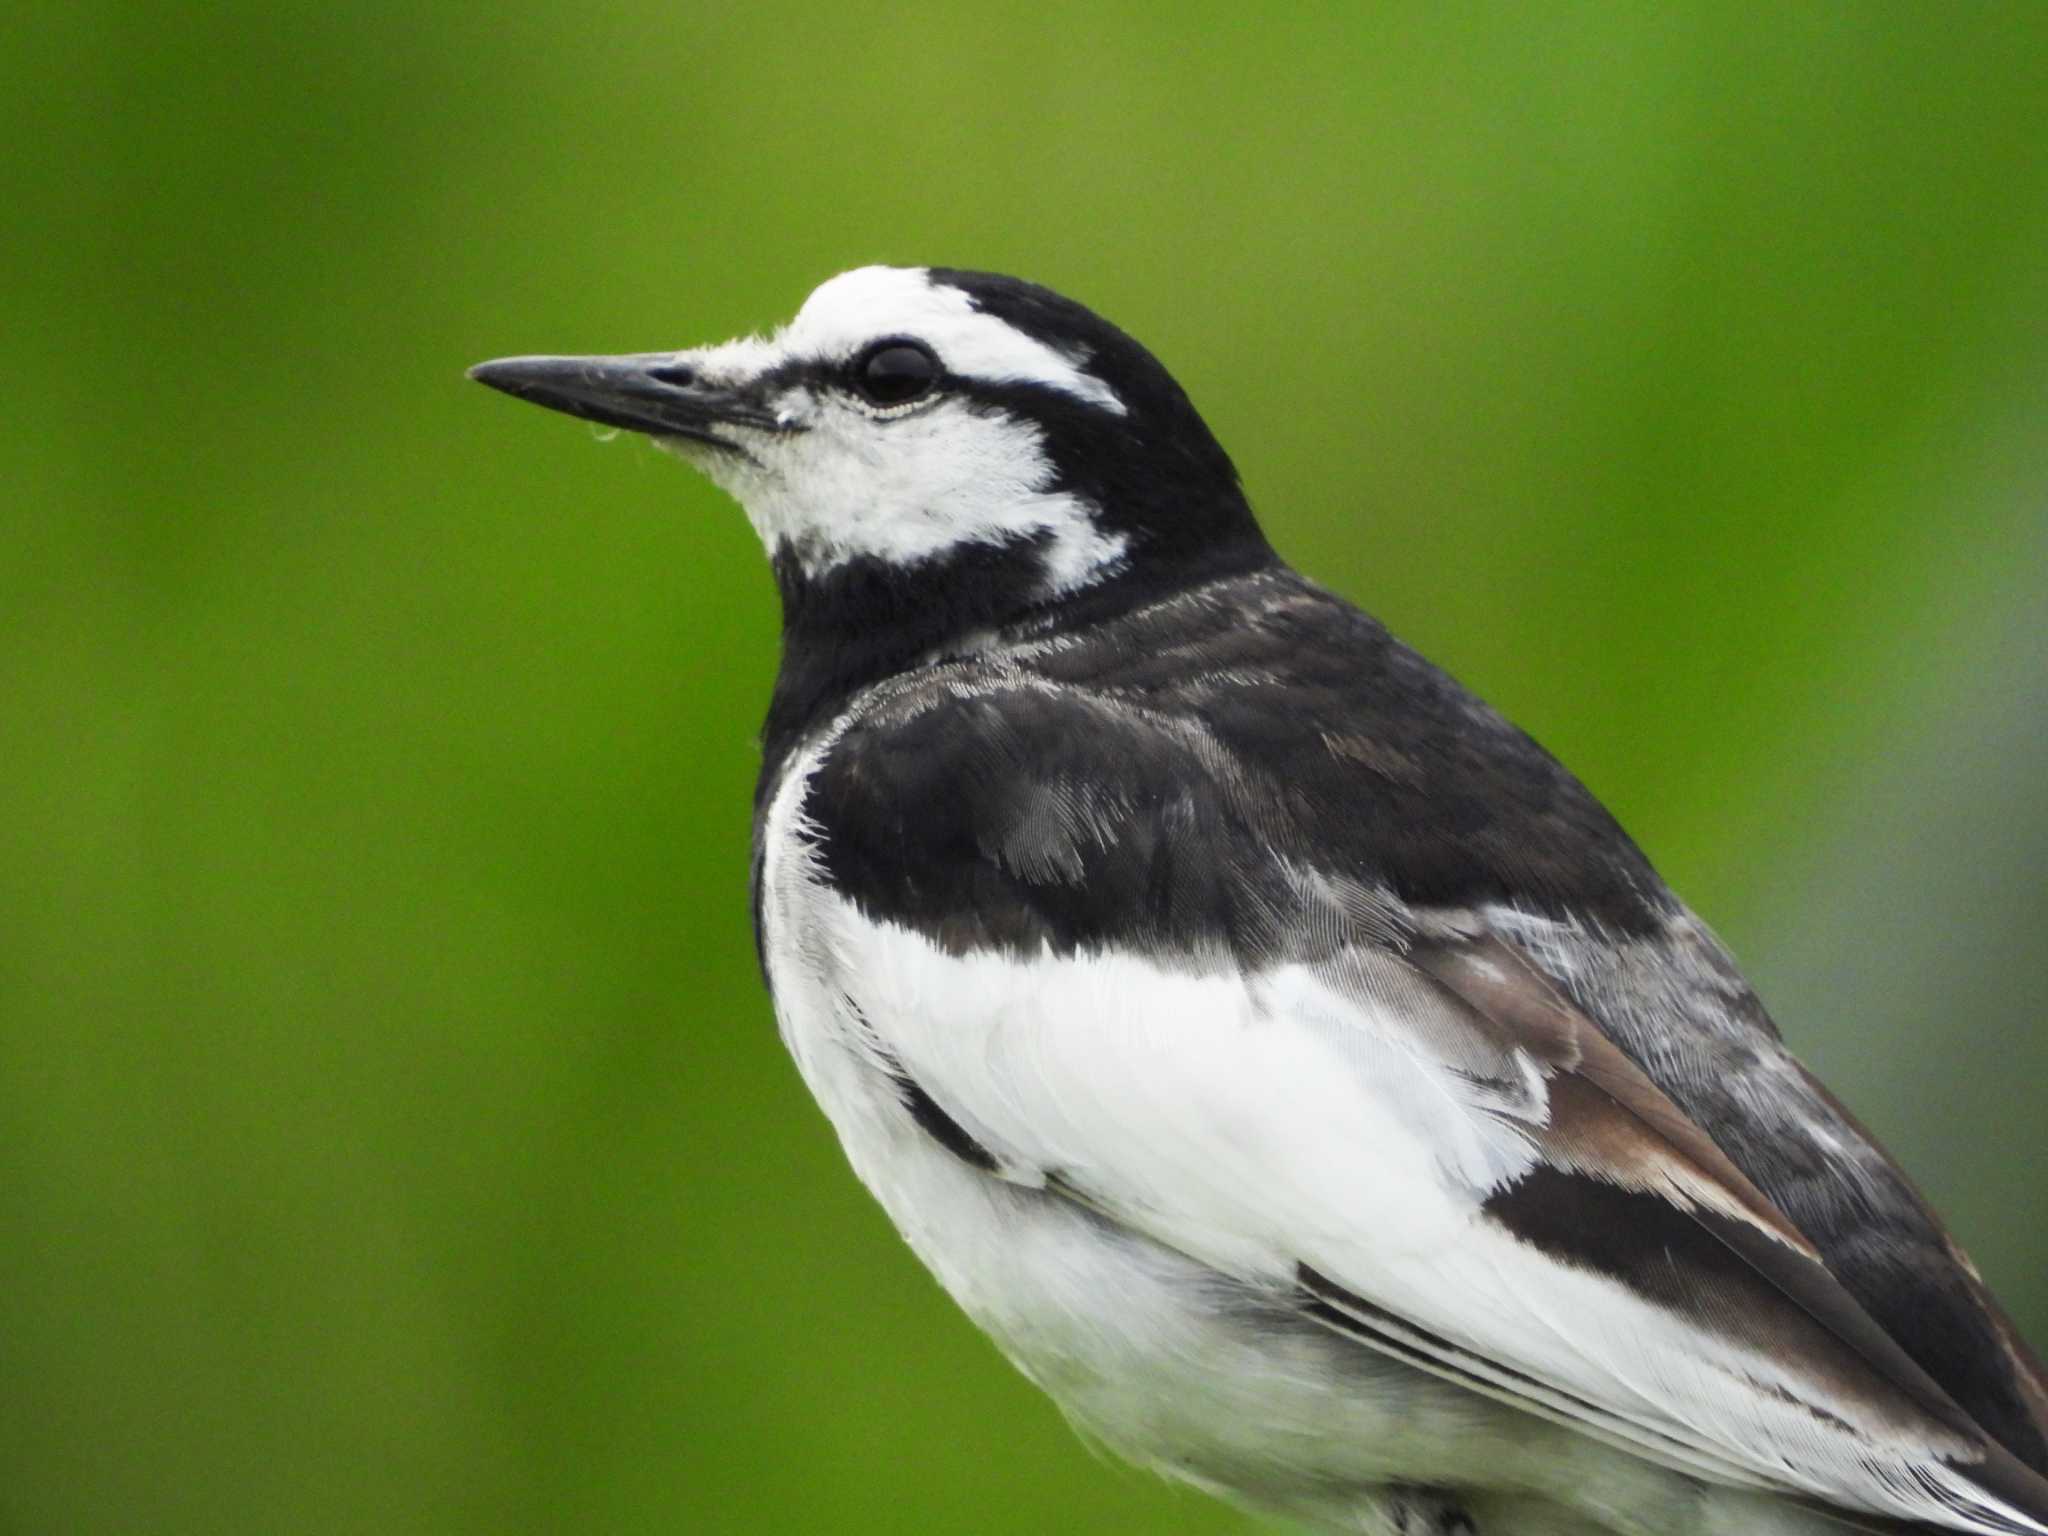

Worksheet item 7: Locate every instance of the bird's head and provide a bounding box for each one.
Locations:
[471,266,1270,622]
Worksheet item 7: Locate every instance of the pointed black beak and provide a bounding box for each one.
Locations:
[467,352,785,453]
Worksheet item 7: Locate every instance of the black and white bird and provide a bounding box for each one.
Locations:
[471,266,2048,1536]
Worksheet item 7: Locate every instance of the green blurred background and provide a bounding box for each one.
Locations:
[7,4,2046,1532]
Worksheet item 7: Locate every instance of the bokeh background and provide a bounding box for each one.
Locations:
[8,5,2047,1532]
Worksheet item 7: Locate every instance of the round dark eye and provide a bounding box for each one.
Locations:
[852,341,939,407]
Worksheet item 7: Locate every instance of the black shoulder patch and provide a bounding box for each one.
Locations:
[790,570,1671,963]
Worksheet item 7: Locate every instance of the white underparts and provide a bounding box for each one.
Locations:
[754,718,2029,1533]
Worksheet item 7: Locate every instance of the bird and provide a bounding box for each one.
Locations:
[469,266,2048,1536]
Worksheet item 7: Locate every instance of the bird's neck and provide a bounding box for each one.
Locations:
[755,528,1276,807]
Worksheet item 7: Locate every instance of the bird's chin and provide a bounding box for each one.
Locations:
[654,431,757,471]
[654,436,778,517]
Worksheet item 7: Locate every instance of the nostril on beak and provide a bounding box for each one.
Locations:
[646,361,697,387]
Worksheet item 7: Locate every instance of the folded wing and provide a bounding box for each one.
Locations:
[824,889,2048,1533]
[791,660,2048,1534]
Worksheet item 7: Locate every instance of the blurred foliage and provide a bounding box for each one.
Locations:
[5,3,2045,1533]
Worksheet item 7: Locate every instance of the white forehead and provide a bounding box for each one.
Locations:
[771,266,1126,416]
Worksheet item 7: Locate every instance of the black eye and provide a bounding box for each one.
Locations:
[852,340,940,407]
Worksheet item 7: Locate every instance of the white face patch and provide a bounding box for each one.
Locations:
[655,267,1131,590]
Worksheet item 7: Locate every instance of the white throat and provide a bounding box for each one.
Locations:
[692,408,1129,590]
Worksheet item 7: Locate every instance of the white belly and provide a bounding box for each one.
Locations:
[749,736,1835,1536]
[753,735,1533,1523]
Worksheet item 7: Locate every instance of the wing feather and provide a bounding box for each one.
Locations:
[819,890,2048,1534]
[786,656,2048,1534]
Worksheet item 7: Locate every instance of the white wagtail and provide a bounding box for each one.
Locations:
[471,267,2048,1536]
